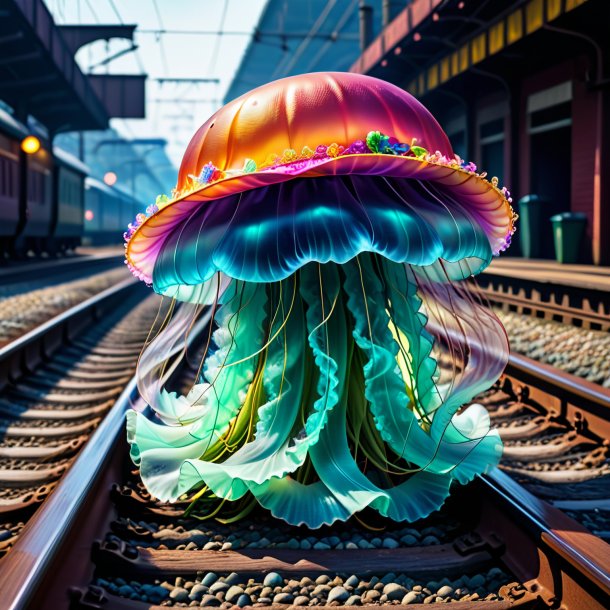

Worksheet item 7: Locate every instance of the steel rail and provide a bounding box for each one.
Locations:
[0,277,139,391]
[0,378,142,610]
[506,352,610,412]
[0,312,207,610]
[481,469,610,600]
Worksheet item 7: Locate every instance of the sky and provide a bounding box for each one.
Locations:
[45,0,268,167]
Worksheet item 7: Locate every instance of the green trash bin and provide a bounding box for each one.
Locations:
[550,212,587,264]
[517,194,544,258]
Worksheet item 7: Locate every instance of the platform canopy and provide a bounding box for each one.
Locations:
[0,0,146,133]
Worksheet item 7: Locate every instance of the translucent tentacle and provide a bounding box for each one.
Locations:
[127,281,268,501]
[342,256,502,480]
[175,277,309,498]
[253,263,351,526]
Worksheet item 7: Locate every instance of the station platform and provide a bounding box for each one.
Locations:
[485,258,610,293]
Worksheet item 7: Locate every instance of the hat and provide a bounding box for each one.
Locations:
[124,72,515,295]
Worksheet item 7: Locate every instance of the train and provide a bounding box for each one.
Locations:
[0,107,146,257]
[83,177,143,245]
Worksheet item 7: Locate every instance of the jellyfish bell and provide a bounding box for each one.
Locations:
[126,72,515,527]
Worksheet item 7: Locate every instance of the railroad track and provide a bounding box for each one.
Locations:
[0,318,607,610]
[481,352,610,540]
[468,270,610,388]
[0,276,161,561]
[474,272,610,332]
[0,250,129,349]
[0,251,124,298]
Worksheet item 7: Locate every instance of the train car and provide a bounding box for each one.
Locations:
[0,107,89,258]
[0,108,26,257]
[83,178,143,245]
[53,148,87,253]
[15,136,54,256]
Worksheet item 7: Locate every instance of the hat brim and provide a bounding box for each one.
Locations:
[126,153,514,285]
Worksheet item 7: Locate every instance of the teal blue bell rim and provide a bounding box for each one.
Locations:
[151,175,494,302]
[127,249,507,528]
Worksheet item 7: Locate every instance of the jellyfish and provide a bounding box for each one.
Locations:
[125,72,516,527]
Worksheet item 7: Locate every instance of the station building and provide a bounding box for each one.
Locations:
[351,0,609,265]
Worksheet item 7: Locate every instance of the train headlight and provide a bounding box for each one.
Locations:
[21,135,41,154]
[85,210,94,221]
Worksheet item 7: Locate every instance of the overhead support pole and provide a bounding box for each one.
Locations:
[359,1,373,53]
[382,0,405,28]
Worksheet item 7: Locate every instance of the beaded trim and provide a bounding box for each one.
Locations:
[124,131,517,283]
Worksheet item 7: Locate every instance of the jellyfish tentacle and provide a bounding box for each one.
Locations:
[257,277,452,526]
[342,256,502,480]
[380,258,441,418]
[310,343,453,523]
[412,266,506,482]
[174,276,310,498]
[127,281,269,502]
[342,256,436,467]
[252,262,353,527]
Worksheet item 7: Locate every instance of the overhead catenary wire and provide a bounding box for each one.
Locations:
[207,0,230,77]
[271,0,338,79]
[151,0,171,77]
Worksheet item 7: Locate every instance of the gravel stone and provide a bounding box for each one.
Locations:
[263,572,283,588]
[362,590,381,603]
[236,594,251,607]
[169,587,189,603]
[380,573,396,585]
[209,582,230,594]
[273,592,294,604]
[402,591,419,604]
[224,573,240,585]
[203,541,222,550]
[328,586,350,603]
[225,586,245,603]
[201,573,218,587]
[437,585,454,597]
[200,594,222,607]
[312,584,331,597]
[469,574,486,588]
[286,538,300,549]
[382,537,399,549]
[189,584,208,601]
[293,595,309,606]
[383,583,407,601]
[117,585,135,597]
[344,575,359,588]
[345,595,362,606]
